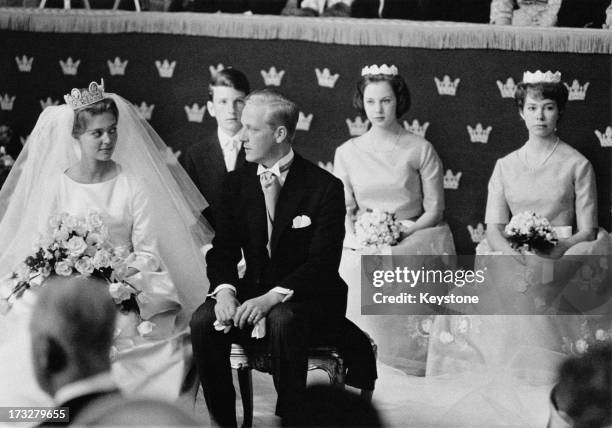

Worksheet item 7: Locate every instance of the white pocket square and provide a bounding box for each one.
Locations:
[292,215,311,229]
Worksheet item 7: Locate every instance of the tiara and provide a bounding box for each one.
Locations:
[522,70,561,84]
[361,64,398,77]
[64,79,105,110]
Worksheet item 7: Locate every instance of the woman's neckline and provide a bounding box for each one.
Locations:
[352,128,403,153]
[517,138,560,171]
[64,164,122,185]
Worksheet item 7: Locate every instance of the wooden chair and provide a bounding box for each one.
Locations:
[229,339,376,428]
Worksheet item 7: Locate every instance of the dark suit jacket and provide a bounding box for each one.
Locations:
[206,153,348,310]
[39,389,121,426]
[180,133,245,228]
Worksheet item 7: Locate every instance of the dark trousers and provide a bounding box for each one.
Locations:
[191,297,355,427]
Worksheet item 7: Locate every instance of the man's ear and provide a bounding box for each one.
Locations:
[274,126,288,144]
[207,101,216,118]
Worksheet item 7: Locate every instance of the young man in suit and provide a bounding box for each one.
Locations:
[30,275,121,426]
[180,68,250,228]
[190,90,375,427]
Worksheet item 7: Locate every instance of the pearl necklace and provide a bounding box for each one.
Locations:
[520,137,559,170]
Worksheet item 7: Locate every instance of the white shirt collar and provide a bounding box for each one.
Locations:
[54,371,116,405]
[257,149,294,177]
[217,128,241,151]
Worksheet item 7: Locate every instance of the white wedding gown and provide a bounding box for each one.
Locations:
[0,170,192,410]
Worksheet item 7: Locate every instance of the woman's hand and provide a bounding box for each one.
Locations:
[536,240,569,260]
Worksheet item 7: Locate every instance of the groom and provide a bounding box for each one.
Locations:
[190,90,365,427]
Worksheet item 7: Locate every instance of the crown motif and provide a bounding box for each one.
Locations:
[59,57,81,76]
[315,68,340,88]
[137,101,155,121]
[40,97,59,110]
[261,67,285,87]
[434,75,460,96]
[403,119,430,138]
[467,123,492,144]
[346,116,369,136]
[63,80,105,110]
[361,64,398,77]
[564,79,589,101]
[443,169,462,190]
[595,126,612,147]
[467,223,486,243]
[160,146,181,166]
[209,63,225,78]
[107,57,128,76]
[297,112,313,131]
[317,161,334,174]
[522,70,561,84]
[155,60,176,78]
[0,94,16,111]
[15,55,33,72]
[496,77,517,98]
[184,103,206,123]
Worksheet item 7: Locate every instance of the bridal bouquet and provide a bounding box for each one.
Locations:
[354,208,402,248]
[0,211,139,315]
[504,211,558,253]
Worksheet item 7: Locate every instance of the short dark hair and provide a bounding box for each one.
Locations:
[555,343,611,428]
[353,74,411,118]
[71,98,118,138]
[515,81,569,112]
[208,68,250,100]
[245,89,299,142]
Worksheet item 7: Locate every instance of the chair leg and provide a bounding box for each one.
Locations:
[237,368,253,428]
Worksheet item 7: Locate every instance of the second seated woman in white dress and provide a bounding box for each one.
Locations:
[0,81,212,406]
[334,64,456,375]
[426,70,612,385]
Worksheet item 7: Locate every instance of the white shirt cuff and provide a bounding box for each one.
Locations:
[207,284,237,298]
[270,286,294,302]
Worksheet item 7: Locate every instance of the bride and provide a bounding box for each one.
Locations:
[0,80,212,406]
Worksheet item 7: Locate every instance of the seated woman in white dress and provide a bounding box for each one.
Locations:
[427,70,612,381]
[0,81,212,406]
[334,64,456,375]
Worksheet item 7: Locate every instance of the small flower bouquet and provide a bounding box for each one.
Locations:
[0,212,140,317]
[354,208,402,248]
[504,211,558,253]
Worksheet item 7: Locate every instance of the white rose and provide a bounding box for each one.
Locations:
[439,331,454,344]
[63,215,79,231]
[53,227,70,243]
[575,339,588,354]
[48,213,64,229]
[92,249,113,269]
[108,282,133,303]
[86,232,104,247]
[73,220,88,236]
[595,329,608,341]
[137,321,156,337]
[66,236,88,257]
[87,211,105,231]
[74,257,94,275]
[55,261,73,276]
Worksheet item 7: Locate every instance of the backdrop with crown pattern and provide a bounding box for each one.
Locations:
[1,21,610,255]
